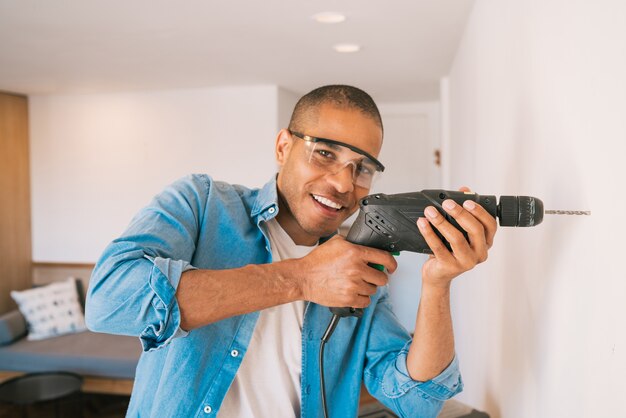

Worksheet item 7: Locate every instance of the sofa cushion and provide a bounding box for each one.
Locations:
[0,330,141,379]
[10,278,87,340]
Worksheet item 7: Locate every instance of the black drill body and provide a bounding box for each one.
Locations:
[347,189,543,252]
[329,189,544,317]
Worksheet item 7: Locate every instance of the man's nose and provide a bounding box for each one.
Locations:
[325,162,355,194]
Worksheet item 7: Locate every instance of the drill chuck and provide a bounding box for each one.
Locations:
[498,195,544,227]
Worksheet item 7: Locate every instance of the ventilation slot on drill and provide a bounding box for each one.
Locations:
[366,213,394,239]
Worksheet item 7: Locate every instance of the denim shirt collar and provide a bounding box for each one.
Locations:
[250,174,337,243]
[250,174,280,221]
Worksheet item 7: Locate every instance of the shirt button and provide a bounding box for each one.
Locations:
[231,349,239,357]
[268,207,276,214]
[203,405,212,414]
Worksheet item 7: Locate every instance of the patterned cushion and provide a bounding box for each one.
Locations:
[10,278,87,341]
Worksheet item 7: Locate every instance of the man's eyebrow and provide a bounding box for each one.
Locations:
[320,140,366,158]
[323,142,343,151]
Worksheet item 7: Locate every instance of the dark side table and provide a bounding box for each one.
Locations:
[0,371,83,417]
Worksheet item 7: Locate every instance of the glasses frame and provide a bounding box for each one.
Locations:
[288,130,385,173]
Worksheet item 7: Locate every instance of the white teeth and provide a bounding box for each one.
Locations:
[312,194,343,210]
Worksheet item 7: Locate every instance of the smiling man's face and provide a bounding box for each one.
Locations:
[275,103,383,245]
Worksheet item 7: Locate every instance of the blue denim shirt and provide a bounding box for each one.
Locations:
[85,174,462,418]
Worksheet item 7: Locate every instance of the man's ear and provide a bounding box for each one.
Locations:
[275,129,293,166]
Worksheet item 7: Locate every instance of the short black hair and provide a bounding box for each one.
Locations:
[288,85,383,135]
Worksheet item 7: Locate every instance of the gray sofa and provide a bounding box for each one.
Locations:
[0,309,140,393]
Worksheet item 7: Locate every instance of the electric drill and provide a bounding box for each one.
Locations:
[329,189,545,318]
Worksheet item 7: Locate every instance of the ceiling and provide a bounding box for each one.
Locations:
[0,0,474,102]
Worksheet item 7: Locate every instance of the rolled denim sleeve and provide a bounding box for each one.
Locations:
[363,287,463,418]
[137,255,196,350]
[386,341,462,399]
[85,175,209,351]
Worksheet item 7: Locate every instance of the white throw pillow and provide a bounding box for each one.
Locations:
[10,277,87,341]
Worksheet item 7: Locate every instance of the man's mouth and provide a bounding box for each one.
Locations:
[312,194,344,211]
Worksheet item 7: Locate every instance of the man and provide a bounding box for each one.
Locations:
[86,85,497,417]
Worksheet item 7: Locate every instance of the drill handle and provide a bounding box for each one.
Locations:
[329,306,364,317]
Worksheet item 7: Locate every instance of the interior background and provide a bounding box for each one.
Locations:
[2,1,625,417]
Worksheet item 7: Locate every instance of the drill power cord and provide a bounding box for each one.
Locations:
[320,313,341,418]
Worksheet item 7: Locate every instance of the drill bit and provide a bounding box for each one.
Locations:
[545,210,591,216]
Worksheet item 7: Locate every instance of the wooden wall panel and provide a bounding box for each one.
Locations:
[0,93,31,314]
[32,262,95,300]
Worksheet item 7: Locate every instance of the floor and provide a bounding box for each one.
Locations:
[0,394,488,417]
[0,394,398,418]
[0,393,129,418]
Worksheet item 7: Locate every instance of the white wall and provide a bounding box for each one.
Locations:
[444,1,626,417]
[30,85,281,262]
[277,87,300,131]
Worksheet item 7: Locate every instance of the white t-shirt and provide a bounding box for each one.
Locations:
[218,219,317,418]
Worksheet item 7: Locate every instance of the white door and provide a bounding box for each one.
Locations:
[348,102,442,331]
[372,102,441,195]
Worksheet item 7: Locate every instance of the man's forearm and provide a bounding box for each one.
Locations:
[176,236,398,331]
[406,284,455,381]
[176,260,303,330]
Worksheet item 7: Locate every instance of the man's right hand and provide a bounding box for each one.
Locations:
[176,235,396,330]
[295,235,397,309]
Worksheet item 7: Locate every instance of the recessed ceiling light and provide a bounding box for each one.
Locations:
[333,43,361,53]
[312,12,346,24]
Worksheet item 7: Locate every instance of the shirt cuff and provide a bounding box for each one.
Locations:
[383,340,463,400]
[148,255,197,289]
[139,256,196,351]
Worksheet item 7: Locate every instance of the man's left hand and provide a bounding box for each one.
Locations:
[416,187,497,288]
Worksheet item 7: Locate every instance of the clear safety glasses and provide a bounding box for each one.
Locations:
[289,130,385,189]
